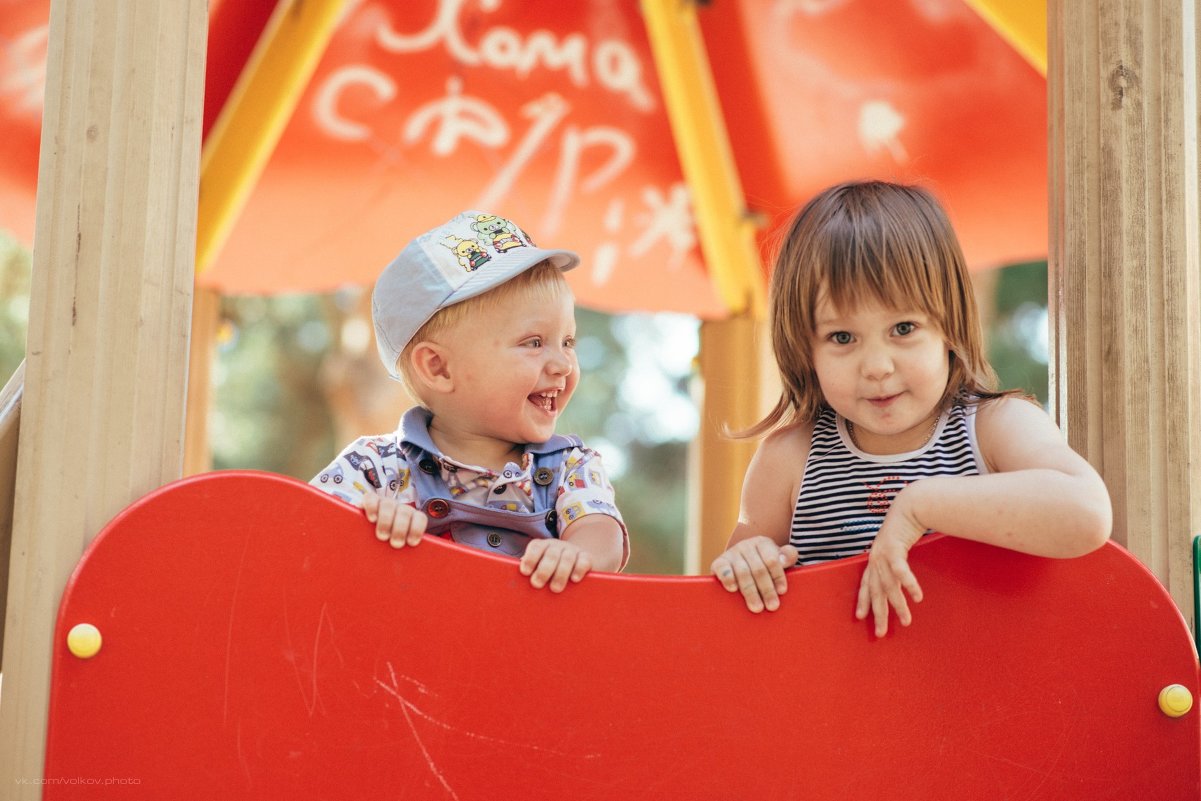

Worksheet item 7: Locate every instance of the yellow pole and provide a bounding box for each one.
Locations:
[640,0,766,318]
[186,0,347,473]
[963,0,1047,76]
[195,0,348,272]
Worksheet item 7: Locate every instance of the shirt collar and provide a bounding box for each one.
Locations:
[397,406,575,463]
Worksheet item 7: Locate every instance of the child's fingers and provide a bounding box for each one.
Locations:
[374,499,397,543]
[753,539,791,596]
[519,539,549,576]
[710,555,739,592]
[547,549,583,593]
[393,507,427,548]
[527,544,564,590]
[855,570,871,620]
[729,556,768,613]
[362,492,381,525]
[569,551,592,584]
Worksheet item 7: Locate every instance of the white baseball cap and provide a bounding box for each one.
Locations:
[372,210,580,380]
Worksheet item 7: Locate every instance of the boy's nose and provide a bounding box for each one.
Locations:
[546,349,574,376]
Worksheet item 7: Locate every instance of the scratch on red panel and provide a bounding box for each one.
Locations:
[374,662,600,759]
[223,533,252,726]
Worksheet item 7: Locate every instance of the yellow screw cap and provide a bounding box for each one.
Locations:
[1159,684,1194,718]
[67,623,102,659]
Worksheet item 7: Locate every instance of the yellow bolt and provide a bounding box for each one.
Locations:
[1159,684,1194,718]
[66,623,102,659]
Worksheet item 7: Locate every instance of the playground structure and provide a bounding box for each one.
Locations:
[1,0,1199,797]
[40,471,1201,799]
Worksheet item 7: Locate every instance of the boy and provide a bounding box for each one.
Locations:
[311,211,628,591]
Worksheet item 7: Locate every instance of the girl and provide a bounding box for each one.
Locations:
[710,181,1111,635]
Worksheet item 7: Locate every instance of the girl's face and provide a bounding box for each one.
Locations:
[427,286,579,468]
[810,295,950,455]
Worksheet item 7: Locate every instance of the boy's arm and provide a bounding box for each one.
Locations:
[519,517,624,592]
[859,397,1113,635]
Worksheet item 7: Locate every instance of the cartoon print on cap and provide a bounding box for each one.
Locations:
[472,214,528,253]
[442,235,491,272]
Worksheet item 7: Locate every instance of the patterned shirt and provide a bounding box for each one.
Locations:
[790,401,986,565]
[311,407,628,566]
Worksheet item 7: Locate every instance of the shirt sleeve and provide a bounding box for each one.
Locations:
[555,447,629,569]
[310,435,415,509]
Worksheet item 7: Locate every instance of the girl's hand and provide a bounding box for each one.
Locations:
[362,493,428,548]
[711,537,800,613]
[855,491,925,636]
[520,539,592,592]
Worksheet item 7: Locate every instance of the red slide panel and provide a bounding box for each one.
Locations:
[44,471,1199,800]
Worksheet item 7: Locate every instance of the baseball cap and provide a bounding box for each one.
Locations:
[372,210,580,380]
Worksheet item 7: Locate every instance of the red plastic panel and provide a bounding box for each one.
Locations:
[46,471,1199,799]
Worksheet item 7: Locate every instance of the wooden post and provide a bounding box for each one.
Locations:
[1049,1,1201,627]
[0,1,206,790]
[0,361,24,661]
[691,316,776,572]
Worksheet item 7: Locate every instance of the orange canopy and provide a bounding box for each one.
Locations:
[0,0,1046,317]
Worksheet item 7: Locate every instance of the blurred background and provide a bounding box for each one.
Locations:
[0,0,1050,575]
[0,230,1047,574]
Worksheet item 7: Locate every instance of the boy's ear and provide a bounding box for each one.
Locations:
[407,341,454,393]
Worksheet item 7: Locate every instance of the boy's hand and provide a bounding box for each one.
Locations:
[519,539,592,592]
[711,537,799,613]
[362,493,427,549]
[855,494,925,637]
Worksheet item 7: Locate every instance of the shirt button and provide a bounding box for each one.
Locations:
[419,459,438,475]
[486,532,503,548]
[544,510,558,534]
[533,467,554,486]
[424,499,450,518]
[493,486,506,495]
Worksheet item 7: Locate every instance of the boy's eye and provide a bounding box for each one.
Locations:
[526,337,543,348]
[830,331,853,345]
[894,322,916,336]
[563,336,577,349]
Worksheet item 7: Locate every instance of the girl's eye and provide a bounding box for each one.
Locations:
[563,336,577,349]
[830,331,853,345]
[894,322,916,336]
[526,337,543,348]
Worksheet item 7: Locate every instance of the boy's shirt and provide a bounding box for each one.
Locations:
[311,407,629,568]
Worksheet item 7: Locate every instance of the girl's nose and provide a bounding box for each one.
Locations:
[861,344,894,379]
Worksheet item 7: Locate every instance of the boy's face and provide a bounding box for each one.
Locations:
[433,285,579,452]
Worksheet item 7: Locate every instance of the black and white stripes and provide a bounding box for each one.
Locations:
[790,401,985,565]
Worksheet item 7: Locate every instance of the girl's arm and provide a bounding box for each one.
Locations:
[858,396,1113,635]
[710,425,807,612]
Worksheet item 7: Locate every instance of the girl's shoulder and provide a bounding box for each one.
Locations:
[754,420,816,471]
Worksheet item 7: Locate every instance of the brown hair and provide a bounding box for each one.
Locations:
[747,180,1011,437]
[397,260,570,396]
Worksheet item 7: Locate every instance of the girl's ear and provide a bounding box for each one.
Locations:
[408,341,454,394]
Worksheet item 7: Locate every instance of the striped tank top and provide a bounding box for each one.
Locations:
[790,400,987,565]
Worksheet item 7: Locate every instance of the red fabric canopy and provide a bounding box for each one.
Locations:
[0,0,1046,317]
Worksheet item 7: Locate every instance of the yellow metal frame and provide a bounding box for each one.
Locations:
[196,0,347,272]
[640,0,766,318]
[963,0,1047,76]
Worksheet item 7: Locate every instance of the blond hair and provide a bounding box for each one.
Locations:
[748,180,1010,437]
[397,260,570,396]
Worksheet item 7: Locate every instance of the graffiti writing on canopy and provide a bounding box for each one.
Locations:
[310,0,695,280]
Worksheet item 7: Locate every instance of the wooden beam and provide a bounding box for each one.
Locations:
[0,1,207,790]
[0,361,24,663]
[1049,1,1201,627]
